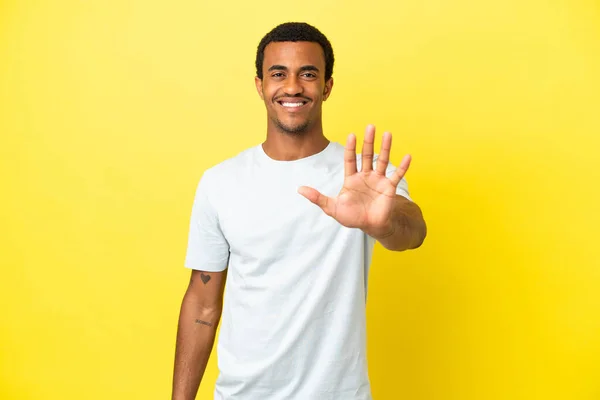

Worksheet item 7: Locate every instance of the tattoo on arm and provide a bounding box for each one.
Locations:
[195,319,213,327]
[200,273,211,284]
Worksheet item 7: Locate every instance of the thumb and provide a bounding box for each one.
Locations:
[298,186,335,216]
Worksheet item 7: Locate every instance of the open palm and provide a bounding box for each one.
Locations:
[298,125,411,237]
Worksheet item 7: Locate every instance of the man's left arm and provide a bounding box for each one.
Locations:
[371,195,427,252]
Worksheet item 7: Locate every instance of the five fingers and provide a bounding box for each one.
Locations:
[345,124,411,184]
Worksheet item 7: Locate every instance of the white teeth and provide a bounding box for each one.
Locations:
[281,102,304,107]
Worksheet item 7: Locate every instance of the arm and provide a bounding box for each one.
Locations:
[371,195,427,252]
[172,268,227,400]
[297,127,427,251]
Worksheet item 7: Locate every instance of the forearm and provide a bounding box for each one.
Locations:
[172,292,221,400]
[373,196,427,251]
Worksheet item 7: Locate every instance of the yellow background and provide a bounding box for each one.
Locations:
[1,0,599,399]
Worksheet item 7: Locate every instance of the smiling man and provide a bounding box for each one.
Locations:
[172,22,427,400]
[259,40,330,136]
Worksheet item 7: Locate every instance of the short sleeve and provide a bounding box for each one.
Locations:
[184,171,230,272]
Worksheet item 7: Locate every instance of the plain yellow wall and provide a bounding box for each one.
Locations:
[1,0,599,399]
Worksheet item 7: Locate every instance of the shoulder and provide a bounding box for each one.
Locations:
[192,144,258,200]
[322,140,346,162]
[202,145,257,181]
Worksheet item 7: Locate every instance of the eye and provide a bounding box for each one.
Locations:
[271,72,285,78]
[302,72,317,78]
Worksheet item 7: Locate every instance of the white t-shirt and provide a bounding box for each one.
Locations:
[184,140,411,400]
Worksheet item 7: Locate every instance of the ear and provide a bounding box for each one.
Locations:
[255,76,264,100]
[323,77,334,101]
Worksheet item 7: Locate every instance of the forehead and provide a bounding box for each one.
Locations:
[262,41,325,70]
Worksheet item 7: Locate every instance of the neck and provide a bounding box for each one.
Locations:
[262,121,329,161]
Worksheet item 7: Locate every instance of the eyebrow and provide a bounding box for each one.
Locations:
[267,65,320,73]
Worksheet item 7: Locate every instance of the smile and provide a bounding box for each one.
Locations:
[277,100,308,110]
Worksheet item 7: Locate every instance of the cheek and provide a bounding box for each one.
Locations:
[264,88,278,104]
[263,81,277,94]
[313,85,326,99]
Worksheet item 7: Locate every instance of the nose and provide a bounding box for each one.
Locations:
[283,75,303,96]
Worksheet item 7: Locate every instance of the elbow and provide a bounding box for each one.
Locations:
[395,216,426,252]
[414,218,427,248]
[378,216,427,252]
[408,201,427,249]
[181,290,223,319]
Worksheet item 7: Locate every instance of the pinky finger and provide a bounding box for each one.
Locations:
[389,154,412,187]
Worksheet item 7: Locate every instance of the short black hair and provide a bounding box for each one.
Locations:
[255,22,335,81]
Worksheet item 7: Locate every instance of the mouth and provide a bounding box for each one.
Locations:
[276,99,309,111]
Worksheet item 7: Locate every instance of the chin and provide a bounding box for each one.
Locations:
[273,117,310,135]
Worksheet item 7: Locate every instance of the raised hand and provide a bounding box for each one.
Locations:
[298,124,411,238]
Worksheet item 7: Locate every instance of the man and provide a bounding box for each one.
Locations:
[172,22,427,400]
